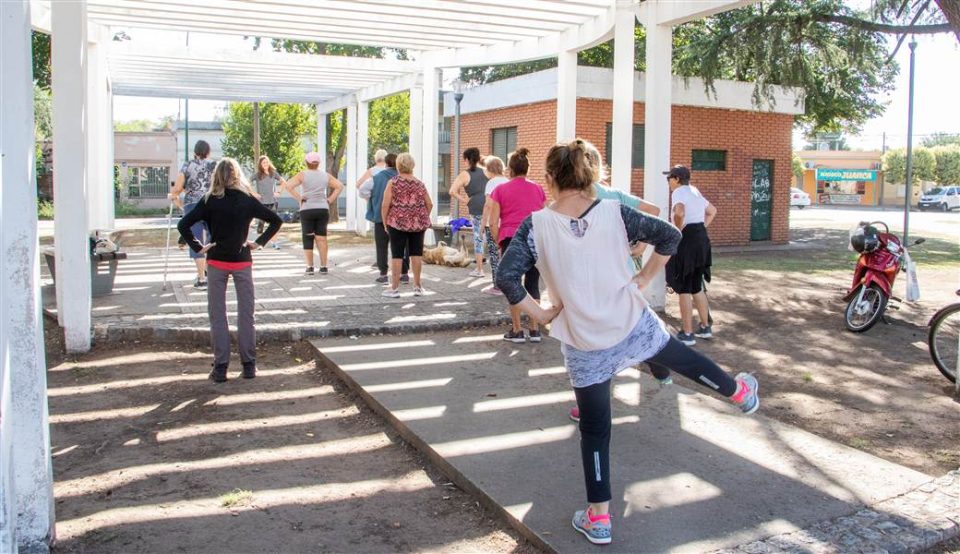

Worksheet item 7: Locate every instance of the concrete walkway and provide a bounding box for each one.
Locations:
[41,243,514,344]
[311,329,959,553]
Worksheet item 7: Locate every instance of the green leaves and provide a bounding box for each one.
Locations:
[221,102,316,177]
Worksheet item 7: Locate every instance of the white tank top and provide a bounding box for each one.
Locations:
[532,200,648,351]
[300,169,329,211]
[671,185,708,226]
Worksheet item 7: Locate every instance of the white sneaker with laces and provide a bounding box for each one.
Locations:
[381,288,400,298]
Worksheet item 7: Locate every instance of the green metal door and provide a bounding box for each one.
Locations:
[750,159,773,241]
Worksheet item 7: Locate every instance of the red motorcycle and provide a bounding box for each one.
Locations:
[843,221,924,332]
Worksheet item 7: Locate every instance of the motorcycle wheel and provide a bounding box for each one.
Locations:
[928,302,960,383]
[845,284,888,333]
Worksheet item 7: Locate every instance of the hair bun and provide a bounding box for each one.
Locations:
[515,147,529,158]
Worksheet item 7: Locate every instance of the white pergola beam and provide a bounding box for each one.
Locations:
[1,2,54,551]
[556,47,578,141]
[356,73,419,103]
[421,67,440,219]
[409,80,424,179]
[316,108,328,173]
[52,0,92,351]
[642,0,756,26]
[356,101,370,235]
[345,102,358,232]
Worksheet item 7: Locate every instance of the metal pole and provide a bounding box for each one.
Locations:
[453,92,463,217]
[183,32,190,164]
[903,39,917,245]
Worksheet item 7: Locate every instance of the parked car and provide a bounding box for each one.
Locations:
[918,186,960,211]
[276,195,300,222]
[790,187,811,209]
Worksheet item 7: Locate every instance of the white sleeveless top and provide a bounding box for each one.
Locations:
[300,169,329,211]
[532,200,648,351]
[671,184,708,226]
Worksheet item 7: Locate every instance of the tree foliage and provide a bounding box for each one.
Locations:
[883,146,937,184]
[32,31,51,90]
[460,0,956,134]
[792,153,805,180]
[922,132,960,148]
[368,93,410,161]
[221,102,316,177]
[114,119,158,132]
[932,145,960,184]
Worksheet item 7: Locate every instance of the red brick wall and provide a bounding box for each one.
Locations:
[449,98,794,245]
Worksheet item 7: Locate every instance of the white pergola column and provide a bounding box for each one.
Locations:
[86,33,114,231]
[1,1,55,551]
[556,48,578,141]
[316,108,327,172]
[52,0,92,351]
[421,67,440,220]
[356,101,370,235]
[610,1,636,194]
[408,82,424,178]
[345,101,358,232]
[640,0,674,310]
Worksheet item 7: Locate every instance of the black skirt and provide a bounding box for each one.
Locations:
[666,223,712,294]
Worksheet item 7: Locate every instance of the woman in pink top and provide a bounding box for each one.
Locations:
[489,148,547,343]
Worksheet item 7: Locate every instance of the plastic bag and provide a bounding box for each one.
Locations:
[903,250,920,302]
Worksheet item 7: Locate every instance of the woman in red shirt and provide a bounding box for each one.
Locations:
[381,153,433,298]
[488,148,547,343]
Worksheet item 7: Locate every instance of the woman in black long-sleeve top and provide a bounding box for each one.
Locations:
[178,157,283,383]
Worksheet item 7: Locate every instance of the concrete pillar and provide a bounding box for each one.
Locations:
[641,0,673,310]
[345,102,358,232]
[610,1,636,194]
[315,108,327,173]
[408,83,424,178]
[52,0,92,351]
[556,48,578,141]
[86,34,113,231]
[421,67,440,220]
[1,1,56,551]
[356,101,370,235]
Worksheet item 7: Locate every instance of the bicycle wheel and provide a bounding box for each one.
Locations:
[928,302,960,383]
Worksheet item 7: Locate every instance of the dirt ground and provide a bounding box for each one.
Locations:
[45,324,537,553]
[44,223,958,552]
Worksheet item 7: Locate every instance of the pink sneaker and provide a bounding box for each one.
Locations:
[569,406,580,422]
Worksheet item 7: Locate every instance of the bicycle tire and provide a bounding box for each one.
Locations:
[928,302,960,383]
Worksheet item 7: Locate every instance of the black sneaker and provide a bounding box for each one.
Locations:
[375,275,389,284]
[400,274,410,284]
[194,279,207,290]
[694,324,713,339]
[503,329,526,343]
[305,266,315,275]
[528,330,542,343]
[319,266,328,274]
[675,332,696,346]
[208,363,228,383]
[241,361,256,379]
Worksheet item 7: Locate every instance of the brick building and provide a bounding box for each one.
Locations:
[443,67,803,245]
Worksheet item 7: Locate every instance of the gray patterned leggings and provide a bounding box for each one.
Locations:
[207,265,256,367]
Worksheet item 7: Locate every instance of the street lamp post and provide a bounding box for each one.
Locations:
[452,79,465,218]
[903,39,918,245]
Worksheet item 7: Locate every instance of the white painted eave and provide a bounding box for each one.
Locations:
[443,66,805,117]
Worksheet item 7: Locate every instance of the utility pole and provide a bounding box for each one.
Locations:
[903,39,918,245]
[253,102,261,161]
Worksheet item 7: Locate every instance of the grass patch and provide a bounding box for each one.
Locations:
[115,202,170,218]
[848,437,872,449]
[219,488,253,508]
[802,372,814,383]
[38,200,54,220]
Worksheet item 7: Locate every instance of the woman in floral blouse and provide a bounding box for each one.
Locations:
[381,153,433,298]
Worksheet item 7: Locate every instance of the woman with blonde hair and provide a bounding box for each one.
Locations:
[381,153,433,298]
[481,155,508,295]
[252,155,287,247]
[495,139,758,546]
[178,157,283,383]
[284,152,344,275]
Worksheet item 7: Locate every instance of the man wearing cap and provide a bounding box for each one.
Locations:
[663,165,716,346]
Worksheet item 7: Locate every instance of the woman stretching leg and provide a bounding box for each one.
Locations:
[495,139,759,546]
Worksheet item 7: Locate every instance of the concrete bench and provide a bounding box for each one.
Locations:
[42,247,128,298]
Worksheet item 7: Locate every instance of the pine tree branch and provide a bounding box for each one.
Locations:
[813,13,952,33]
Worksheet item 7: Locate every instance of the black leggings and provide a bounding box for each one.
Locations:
[300,208,329,250]
[574,337,738,503]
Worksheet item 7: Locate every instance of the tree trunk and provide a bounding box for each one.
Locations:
[252,102,261,161]
[935,0,960,42]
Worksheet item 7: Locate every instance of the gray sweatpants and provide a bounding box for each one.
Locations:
[207,265,256,367]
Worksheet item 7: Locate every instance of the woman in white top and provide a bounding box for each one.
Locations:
[664,165,717,345]
[480,155,509,295]
[284,151,344,275]
[495,139,758,547]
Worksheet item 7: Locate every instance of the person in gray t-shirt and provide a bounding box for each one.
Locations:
[251,156,287,244]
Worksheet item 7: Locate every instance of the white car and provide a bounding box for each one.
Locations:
[790,187,811,209]
[918,186,960,211]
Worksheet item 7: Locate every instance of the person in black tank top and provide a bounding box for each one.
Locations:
[449,148,490,277]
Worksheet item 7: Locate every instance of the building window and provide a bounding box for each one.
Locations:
[604,123,645,169]
[127,166,170,198]
[692,149,727,171]
[491,127,517,164]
